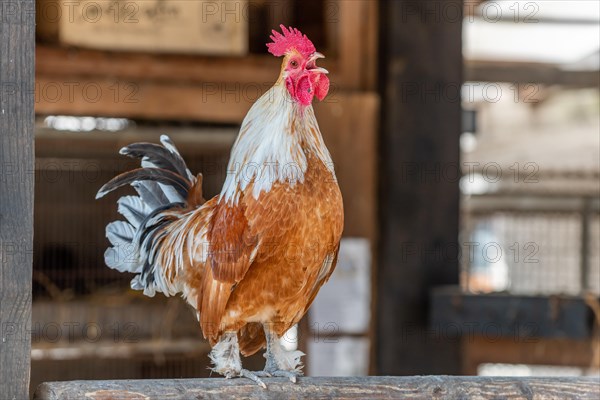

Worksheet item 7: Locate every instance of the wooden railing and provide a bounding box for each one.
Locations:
[33,376,600,399]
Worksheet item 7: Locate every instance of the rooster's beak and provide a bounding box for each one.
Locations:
[311,52,325,61]
[308,52,328,74]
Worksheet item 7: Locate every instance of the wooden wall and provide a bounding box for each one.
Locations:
[0,0,36,397]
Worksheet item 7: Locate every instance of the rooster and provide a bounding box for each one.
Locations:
[97,25,343,388]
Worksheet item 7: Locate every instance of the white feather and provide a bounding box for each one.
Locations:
[105,221,140,272]
[269,334,305,372]
[106,220,135,246]
[220,85,334,204]
[209,332,242,377]
[117,196,150,228]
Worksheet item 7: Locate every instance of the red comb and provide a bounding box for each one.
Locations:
[266,25,316,58]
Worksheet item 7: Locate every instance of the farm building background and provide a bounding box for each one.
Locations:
[13,0,600,396]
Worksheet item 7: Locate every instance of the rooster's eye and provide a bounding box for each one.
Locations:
[290,60,298,68]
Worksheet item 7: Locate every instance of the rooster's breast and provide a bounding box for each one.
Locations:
[220,154,343,335]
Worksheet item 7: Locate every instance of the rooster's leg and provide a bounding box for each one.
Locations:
[209,331,268,389]
[263,324,305,383]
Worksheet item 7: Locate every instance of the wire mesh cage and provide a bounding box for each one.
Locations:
[461,193,600,296]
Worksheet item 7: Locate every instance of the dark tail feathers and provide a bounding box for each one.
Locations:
[96,135,198,296]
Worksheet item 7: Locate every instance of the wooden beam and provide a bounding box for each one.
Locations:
[33,376,600,399]
[35,44,353,91]
[36,46,280,86]
[430,288,596,340]
[0,0,35,398]
[466,60,600,87]
[463,336,596,374]
[35,75,254,123]
[35,127,237,159]
[32,339,211,361]
[376,0,463,375]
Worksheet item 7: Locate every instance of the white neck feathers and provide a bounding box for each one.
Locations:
[220,85,334,203]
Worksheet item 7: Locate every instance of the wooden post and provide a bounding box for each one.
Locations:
[580,197,592,292]
[0,0,36,398]
[33,376,600,400]
[376,0,463,374]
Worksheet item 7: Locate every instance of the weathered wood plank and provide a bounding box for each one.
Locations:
[0,0,36,398]
[33,376,600,400]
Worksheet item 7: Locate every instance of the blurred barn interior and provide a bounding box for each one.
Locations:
[31,0,598,396]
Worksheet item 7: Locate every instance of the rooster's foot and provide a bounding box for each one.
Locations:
[237,369,269,389]
[265,368,302,383]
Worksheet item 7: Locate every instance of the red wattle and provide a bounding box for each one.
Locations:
[315,74,330,101]
[295,75,314,106]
